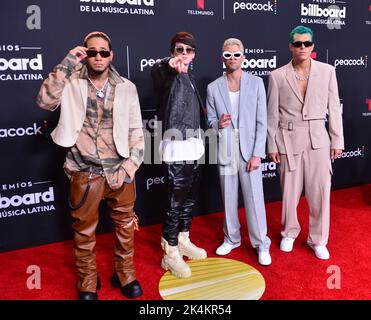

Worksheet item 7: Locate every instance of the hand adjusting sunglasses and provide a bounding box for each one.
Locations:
[222,51,243,59]
[291,41,313,48]
[174,46,195,54]
[86,50,111,58]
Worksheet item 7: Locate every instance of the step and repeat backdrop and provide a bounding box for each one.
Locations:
[0,0,370,252]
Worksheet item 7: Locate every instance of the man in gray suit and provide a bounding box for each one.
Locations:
[207,38,271,266]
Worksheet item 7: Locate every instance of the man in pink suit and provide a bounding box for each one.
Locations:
[267,25,344,260]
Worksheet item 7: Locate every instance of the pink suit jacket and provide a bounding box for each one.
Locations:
[267,58,344,156]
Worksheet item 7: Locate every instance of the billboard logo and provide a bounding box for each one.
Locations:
[0,181,56,219]
[224,48,278,77]
[79,0,155,15]
[301,3,346,18]
[242,56,276,69]
[80,0,154,5]
[0,54,42,71]
[0,46,44,81]
[300,3,347,29]
[0,187,54,209]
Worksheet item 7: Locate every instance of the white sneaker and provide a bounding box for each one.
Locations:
[309,244,330,260]
[216,242,240,256]
[258,250,272,266]
[280,237,295,252]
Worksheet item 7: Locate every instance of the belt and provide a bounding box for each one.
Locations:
[278,120,310,172]
[279,120,309,130]
[81,165,105,176]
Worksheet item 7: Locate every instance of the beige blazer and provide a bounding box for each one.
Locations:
[49,75,143,158]
[267,59,344,155]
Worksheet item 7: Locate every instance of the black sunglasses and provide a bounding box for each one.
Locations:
[86,50,111,58]
[291,41,314,48]
[174,46,195,54]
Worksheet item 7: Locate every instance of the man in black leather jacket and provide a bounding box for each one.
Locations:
[151,32,207,278]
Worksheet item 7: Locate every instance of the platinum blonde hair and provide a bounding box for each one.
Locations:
[222,38,244,53]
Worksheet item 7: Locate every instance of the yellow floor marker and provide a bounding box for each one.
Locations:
[159,257,265,300]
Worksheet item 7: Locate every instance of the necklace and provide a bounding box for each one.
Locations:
[88,78,108,99]
[293,68,310,81]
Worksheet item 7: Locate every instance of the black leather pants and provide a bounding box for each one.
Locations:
[162,162,201,246]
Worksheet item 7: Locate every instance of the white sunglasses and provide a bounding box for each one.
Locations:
[222,51,243,59]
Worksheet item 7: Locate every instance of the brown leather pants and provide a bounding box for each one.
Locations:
[70,171,137,292]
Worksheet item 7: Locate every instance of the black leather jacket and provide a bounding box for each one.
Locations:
[151,57,207,139]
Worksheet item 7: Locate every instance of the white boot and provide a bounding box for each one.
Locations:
[161,237,191,278]
[178,232,207,260]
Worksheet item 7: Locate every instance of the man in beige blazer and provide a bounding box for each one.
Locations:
[267,25,344,260]
[37,31,144,299]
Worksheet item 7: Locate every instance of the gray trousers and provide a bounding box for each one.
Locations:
[218,151,271,252]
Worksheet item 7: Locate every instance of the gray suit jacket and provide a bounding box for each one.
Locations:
[207,71,267,165]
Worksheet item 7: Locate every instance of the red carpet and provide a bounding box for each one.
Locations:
[0,185,370,300]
